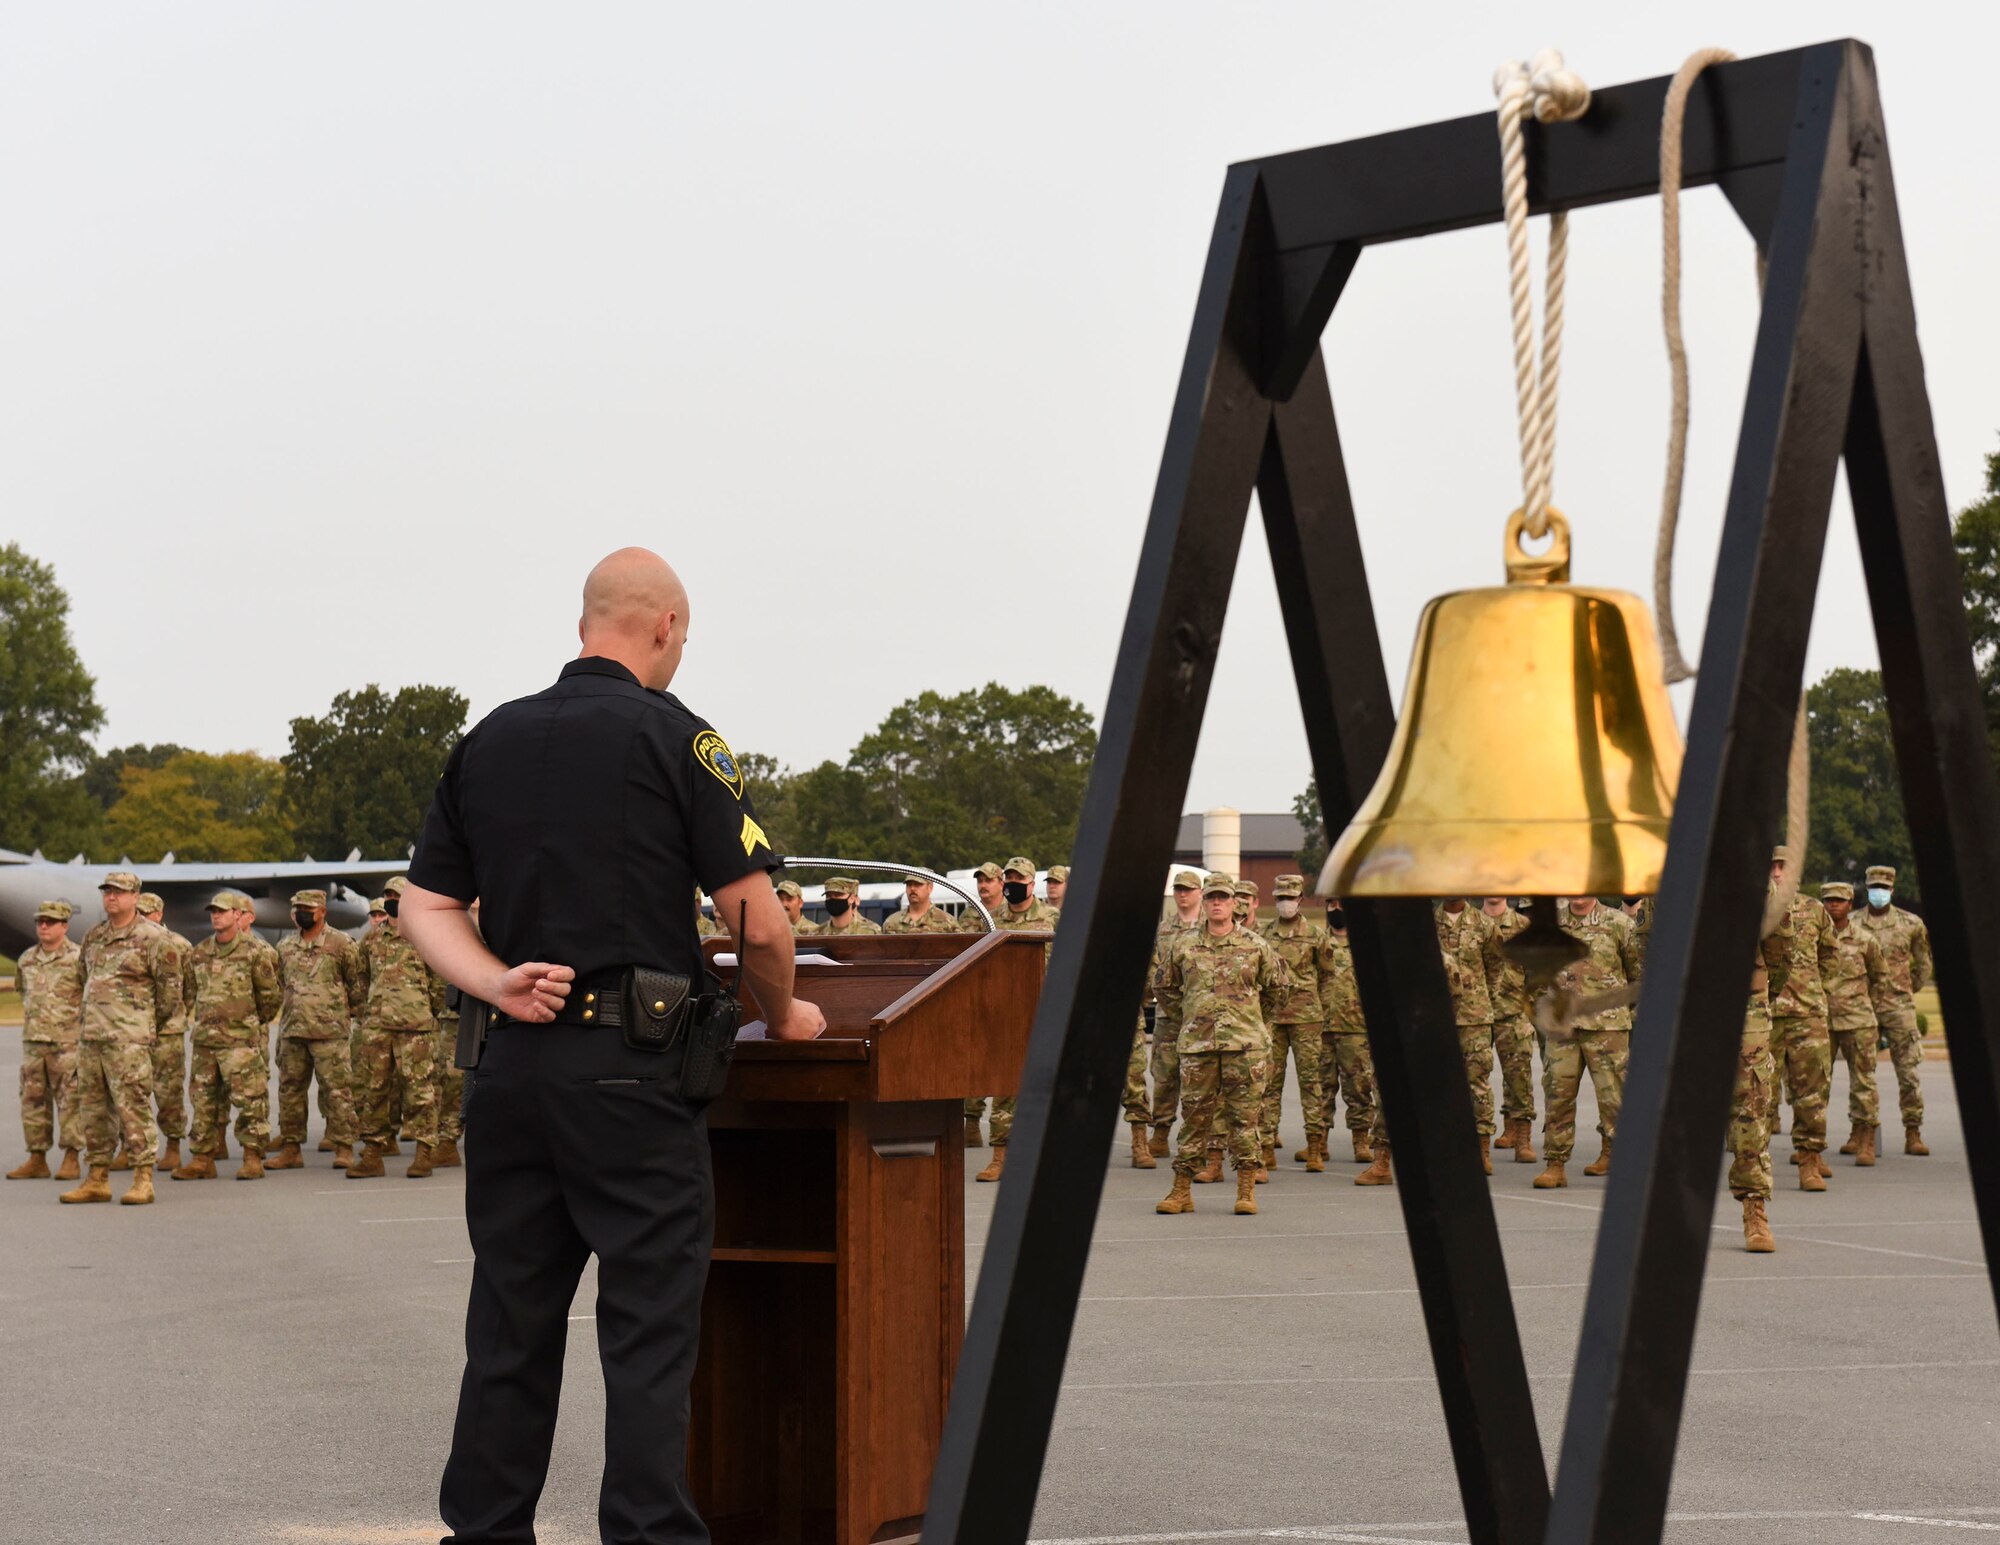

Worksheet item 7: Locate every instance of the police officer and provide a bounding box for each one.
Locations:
[399,547,825,1544]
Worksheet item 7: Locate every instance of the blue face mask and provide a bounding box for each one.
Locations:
[1867,886,1892,909]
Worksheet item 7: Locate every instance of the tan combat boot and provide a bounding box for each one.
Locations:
[1355,1143,1392,1186]
[59,1165,113,1204]
[382,1137,402,1157]
[1584,1139,1613,1177]
[265,1142,304,1171]
[407,1141,435,1179]
[107,1149,132,1172]
[1799,1152,1827,1192]
[1480,1143,1493,1176]
[432,1138,462,1168]
[1856,1126,1878,1166]
[1304,1134,1326,1174]
[1742,1196,1775,1253]
[1839,1126,1861,1155]
[1156,1174,1195,1214]
[7,1152,51,1180]
[171,1152,217,1181]
[1233,1170,1259,1216]
[158,1138,181,1173]
[237,1148,265,1181]
[1148,1124,1171,1158]
[1293,1141,1311,1163]
[1533,1159,1567,1189]
[1129,1124,1156,1170]
[1192,1148,1224,1184]
[975,1147,1006,1183]
[317,1137,335,1153]
[1493,1119,1517,1152]
[1515,1121,1537,1163]
[1352,1131,1373,1164]
[54,1148,80,1181]
[965,1117,983,1149]
[332,1142,354,1168]
[1260,1142,1276,1172]
[345,1142,386,1179]
[1905,1127,1929,1156]
[120,1165,155,1205]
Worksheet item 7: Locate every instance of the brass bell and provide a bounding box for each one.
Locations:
[1320,510,1683,900]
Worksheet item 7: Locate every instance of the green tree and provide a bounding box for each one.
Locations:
[1952,438,2000,763]
[284,685,468,858]
[104,751,294,862]
[0,544,104,852]
[1804,667,1914,895]
[1293,776,1327,876]
[81,743,190,812]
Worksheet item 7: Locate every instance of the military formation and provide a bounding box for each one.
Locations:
[8,871,459,1205]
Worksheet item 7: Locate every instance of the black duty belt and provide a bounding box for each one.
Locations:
[493,974,624,1029]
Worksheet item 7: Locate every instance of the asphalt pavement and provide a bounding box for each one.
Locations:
[2,1026,1994,1545]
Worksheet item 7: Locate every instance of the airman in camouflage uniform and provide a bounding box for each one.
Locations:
[135,892,194,1171]
[347,876,446,1179]
[1534,898,1639,1188]
[961,862,1005,1143]
[694,887,722,938]
[975,858,1060,1184]
[885,874,961,933]
[1144,871,1206,1158]
[1316,903,1379,1167]
[175,891,283,1181]
[1856,864,1932,1155]
[1733,908,1795,1251]
[1437,899,1506,1173]
[1258,874,1336,1171]
[1155,873,1285,1216]
[774,878,815,935]
[273,888,364,1169]
[1232,878,1258,929]
[811,875,882,936]
[64,871,180,1205]
[9,900,85,1181]
[1481,898,1538,1161]
[1768,851,1839,1189]
[1821,881,1889,1164]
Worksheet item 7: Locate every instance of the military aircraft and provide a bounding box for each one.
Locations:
[0,847,412,956]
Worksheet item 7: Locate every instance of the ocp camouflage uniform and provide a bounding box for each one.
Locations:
[276,926,364,1147]
[76,917,180,1168]
[1769,893,1839,1156]
[1257,910,1337,1147]
[884,904,960,933]
[984,897,1060,1146]
[1148,913,1201,1136]
[1543,905,1639,1166]
[147,921,194,1145]
[1436,903,1505,1141]
[1824,912,1888,1130]
[1316,930,1378,1142]
[1730,919,1795,1202]
[1157,923,1284,1174]
[188,931,283,1154]
[17,935,85,1154]
[1489,906,1537,1130]
[355,920,446,1147]
[1857,893,1931,1133]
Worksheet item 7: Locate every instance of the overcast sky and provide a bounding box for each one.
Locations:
[5,4,1995,827]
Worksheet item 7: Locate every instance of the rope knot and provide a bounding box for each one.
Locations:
[1527,49,1592,123]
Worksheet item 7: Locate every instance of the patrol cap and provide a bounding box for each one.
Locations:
[1233,879,1258,899]
[1003,856,1036,880]
[367,897,388,915]
[1820,882,1854,902]
[1866,865,1897,886]
[136,893,166,916]
[290,888,328,908]
[1172,868,1203,890]
[1272,874,1305,900]
[206,890,248,913]
[34,899,72,922]
[383,875,409,896]
[972,861,1004,882]
[1046,865,1069,884]
[774,879,803,900]
[1202,872,1237,898]
[903,873,929,886]
[1771,845,1791,864]
[823,876,860,897]
[99,870,141,893]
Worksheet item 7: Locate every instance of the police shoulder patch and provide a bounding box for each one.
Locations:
[693,730,745,800]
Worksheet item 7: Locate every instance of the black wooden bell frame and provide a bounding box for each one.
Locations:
[922,39,2000,1545]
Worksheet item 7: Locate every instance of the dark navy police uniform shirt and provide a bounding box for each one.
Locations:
[409,656,777,984]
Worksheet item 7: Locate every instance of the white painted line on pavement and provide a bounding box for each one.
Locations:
[1059,1357,2000,1391]
[360,1215,465,1224]
[1853,1515,2000,1531]
[1074,1272,1983,1303]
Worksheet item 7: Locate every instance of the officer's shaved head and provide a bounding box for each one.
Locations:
[580,547,690,689]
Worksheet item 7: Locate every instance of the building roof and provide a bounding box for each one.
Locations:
[1172,812,1308,859]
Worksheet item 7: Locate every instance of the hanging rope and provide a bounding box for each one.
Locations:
[1651,47,1809,937]
[1493,50,1592,538]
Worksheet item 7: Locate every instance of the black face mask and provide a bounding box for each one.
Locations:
[1326,907,1347,930]
[826,896,852,918]
[292,910,316,930]
[1003,880,1031,906]
[1622,896,1642,908]
[384,898,400,918]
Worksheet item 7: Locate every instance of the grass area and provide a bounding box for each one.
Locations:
[0,990,20,1025]
[1916,985,1945,1045]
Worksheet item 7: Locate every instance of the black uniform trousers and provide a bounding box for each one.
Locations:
[441,1023,713,1544]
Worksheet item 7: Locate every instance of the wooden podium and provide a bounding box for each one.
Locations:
[690,928,1046,1545]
